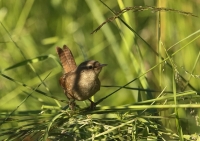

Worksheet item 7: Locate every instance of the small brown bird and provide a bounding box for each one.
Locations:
[56,45,106,109]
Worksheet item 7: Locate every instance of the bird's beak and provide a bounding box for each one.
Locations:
[100,64,107,67]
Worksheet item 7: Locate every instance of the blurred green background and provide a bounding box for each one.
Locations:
[0,0,200,109]
[1,0,200,139]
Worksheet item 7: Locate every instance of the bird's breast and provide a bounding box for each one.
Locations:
[64,71,100,101]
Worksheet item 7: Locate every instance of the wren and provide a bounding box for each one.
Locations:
[56,45,106,110]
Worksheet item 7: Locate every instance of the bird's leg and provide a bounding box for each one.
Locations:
[88,99,96,110]
[68,99,76,110]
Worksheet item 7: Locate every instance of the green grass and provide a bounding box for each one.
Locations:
[1,0,200,140]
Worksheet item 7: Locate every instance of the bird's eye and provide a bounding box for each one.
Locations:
[88,65,93,69]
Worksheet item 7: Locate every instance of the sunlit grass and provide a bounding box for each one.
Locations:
[0,0,200,140]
